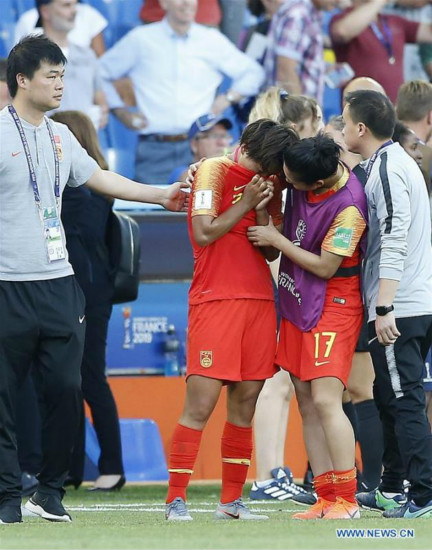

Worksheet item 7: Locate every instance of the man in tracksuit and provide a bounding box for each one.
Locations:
[343,89,432,518]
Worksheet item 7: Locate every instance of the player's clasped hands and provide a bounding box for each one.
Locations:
[247,216,280,248]
[375,312,401,346]
[243,175,274,209]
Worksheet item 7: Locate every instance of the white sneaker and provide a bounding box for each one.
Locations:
[165,497,193,521]
[215,498,268,520]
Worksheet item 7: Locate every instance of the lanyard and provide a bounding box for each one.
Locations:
[371,17,395,64]
[8,104,60,208]
[365,140,393,179]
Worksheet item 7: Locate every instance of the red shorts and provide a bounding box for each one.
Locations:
[276,309,363,387]
[187,299,278,383]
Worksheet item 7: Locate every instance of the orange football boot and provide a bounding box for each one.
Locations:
[322,497,360,520]
[292,498,334,520]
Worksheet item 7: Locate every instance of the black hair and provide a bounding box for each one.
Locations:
[392,121,413,145]
[6,35,67,97]
[240,119,299,176]
[35,0,81,26]
[283,133,341,185]
[345,90,396,140]
[248,0,265,17]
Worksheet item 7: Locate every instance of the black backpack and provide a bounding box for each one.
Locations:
[106,211,141,304]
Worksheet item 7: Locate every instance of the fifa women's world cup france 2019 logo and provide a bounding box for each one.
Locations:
[122,306,133,349]
[200,350,213,368]
[293,219,306,246]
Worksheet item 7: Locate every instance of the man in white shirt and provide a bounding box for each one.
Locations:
[14,0,107,57]
[36,0,108,128]
[99,0,265,184]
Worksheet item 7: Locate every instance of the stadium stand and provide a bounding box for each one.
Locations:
[0,0,16,57]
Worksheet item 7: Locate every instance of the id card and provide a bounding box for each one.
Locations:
[43,206,66,262]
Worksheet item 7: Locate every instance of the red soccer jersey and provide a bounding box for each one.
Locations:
[188,157,283,305]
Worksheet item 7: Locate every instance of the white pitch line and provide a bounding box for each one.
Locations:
[68,501,297,508]
[67,506,297,513]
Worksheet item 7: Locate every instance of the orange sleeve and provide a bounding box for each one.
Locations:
[191,159,230,218]
[322,206,366,257]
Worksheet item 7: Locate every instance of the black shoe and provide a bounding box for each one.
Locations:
[0,505,22,524]
[87,475,126,492]
[63,476,82,490]
[21,472,39,497]
[24,491,71,522]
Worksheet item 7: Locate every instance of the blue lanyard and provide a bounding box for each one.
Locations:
[366,140,393,179]
[371,17,395,64]
[8,104,60,207]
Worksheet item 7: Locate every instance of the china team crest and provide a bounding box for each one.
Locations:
[200,351,213,368]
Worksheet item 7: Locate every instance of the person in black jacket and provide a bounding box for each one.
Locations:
[51,110,125,491]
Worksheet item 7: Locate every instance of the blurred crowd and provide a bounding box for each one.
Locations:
[2,0,432,188]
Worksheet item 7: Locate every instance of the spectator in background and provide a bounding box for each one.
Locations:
[264,0,343,106]
[140,0,222,26]
[392,121,423,167]
[396,80,432,190]
[342,76,386,106]
[384,1,432,81]
[37,0,108,129]
[140,0,247,44]
[219,0,248,45]
[14,0,107,57]
[100,0,264,184]
[240,1,285,61]
[330,0,432,103]
[51,110,125,492]
[168,113,232,183]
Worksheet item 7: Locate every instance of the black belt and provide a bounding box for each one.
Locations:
[139,133,188,143]
[334,265,361,278]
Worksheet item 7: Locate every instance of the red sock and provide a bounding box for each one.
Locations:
[313,471,336,502]
[166,423,202,503]
[334,468,357,503]
[220,422,253,504]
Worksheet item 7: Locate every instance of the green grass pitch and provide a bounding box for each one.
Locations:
[1,484,430,550]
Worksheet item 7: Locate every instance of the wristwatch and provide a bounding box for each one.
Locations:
[375,304,394,316]
[226,91,236,104]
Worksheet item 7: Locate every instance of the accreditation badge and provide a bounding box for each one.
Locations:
[54,135,63,162]
[43,206,66,262]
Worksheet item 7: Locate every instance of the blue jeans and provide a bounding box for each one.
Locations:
[135,139,192,185]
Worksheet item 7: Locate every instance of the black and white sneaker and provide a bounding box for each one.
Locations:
[0,505,22,524]
[277,468,317,506]
[25,491,71,522]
